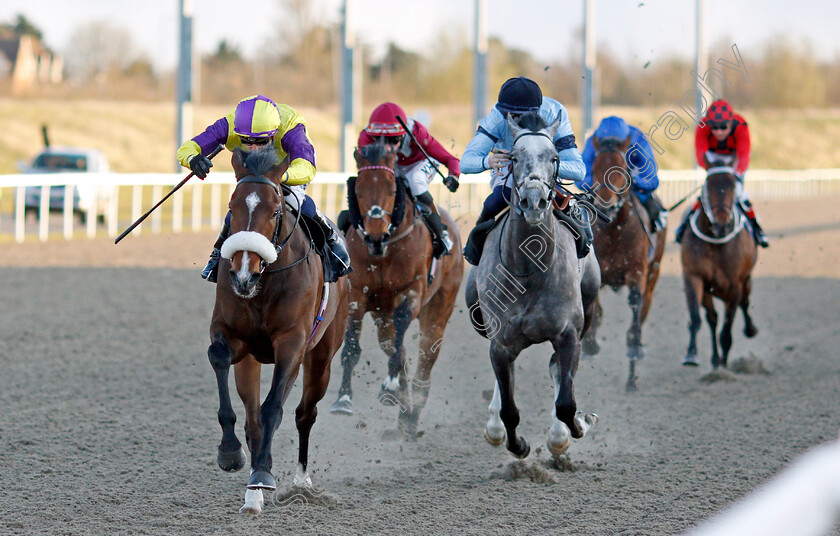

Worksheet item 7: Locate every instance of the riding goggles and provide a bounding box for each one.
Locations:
[239,135,273,145]
[709,122,730,131]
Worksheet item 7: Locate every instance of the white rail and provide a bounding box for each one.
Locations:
[2,169,840,243]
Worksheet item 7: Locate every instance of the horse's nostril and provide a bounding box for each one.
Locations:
[538,199,547,210]
[382,233,391,242]
[249,274,260,286]
[521,199,530,209]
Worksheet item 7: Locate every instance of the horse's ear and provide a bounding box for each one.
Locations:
[592,136,602,151]
[544,116,561,139]
[618,135,632,152]
[231,148,247,178]
[506,113,523,138]
[266,155,291,183]
[384,150,397,169]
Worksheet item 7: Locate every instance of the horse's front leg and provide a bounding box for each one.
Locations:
[330,305,365,415]
[683,276,704,367]
[581,298,602,357]
[547,330,598,457]
[490,342,530,459]
[233,356,265,514]
[294,337,335,490]
[248,335,304,491]
[703,293,721,369]
[208,334,246,472]
[740,276,759,338]
[625,283,645,392]
[378,297,415,407]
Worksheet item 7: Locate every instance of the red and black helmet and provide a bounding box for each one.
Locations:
[707,100,734,124]
[365,102,408,137]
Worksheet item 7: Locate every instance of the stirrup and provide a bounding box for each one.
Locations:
[440,230,454,255]
[201,249,221,283]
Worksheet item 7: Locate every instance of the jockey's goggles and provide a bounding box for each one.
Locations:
[709,122,730,131]
[239,135,273,145]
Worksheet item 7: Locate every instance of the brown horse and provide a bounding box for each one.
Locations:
[329,141,464,439]
[580,137,667,391]
[680,165,758,368]
[208,147,348,514]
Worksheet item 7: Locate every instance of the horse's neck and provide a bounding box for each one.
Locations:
[502,210,556,273]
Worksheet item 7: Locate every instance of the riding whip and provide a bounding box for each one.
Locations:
[666,184,703,212]
[393,115,452,184]
[115,144,224,244]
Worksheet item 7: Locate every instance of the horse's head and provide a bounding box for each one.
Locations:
[221,146,290,298]
[352,141,402,256]
[702,167,738,237]
[506,112,560,225]
[591,135,633,220]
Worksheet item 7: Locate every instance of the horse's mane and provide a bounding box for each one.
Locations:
[358,141,390,166]
[514,112,547,133]
[240,146,280,177]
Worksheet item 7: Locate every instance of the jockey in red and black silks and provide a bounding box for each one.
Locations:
[177,94,351,282]
[356,102,461,258]
[676,99,769,247]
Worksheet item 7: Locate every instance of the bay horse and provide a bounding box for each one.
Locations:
[580,136,667,392]
[329,141,464,439]
[208,147,349,514]
[681,165,758,368]
[465,113,600,459]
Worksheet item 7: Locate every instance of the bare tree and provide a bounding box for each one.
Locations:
[64,21,139,82]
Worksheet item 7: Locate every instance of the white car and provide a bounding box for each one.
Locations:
[17,147,114,223]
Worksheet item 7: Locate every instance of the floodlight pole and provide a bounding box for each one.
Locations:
[582,0,596,139]
[473,0,487,127]
[340,0,360,173]
[175,0,194,172]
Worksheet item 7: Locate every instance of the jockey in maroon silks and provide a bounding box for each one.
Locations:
[675,99,769,247]
[357,102,461,257]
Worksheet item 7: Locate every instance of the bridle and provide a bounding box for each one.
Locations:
[692,166,744,244]
[592,141,630,215]
[354,164,416,247]
[233,175,310,273]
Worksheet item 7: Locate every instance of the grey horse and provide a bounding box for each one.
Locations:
[465,113,601,459]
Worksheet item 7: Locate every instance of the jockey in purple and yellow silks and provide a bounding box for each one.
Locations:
[177,94,351,283]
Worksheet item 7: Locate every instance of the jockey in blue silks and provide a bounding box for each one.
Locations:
[579,116,668,232]
[460,76,588,265]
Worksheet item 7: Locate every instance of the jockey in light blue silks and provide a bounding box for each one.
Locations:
[579,116,668,232]
[460,76,588,265]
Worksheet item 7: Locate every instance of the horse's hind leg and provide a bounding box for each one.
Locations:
[703,292,721,369]
[400,289,456,439]
[683,276,703,366]
[581,298,602,357]
[741,276,759,338]
[330,307,364,415]
[208,335,246,472]
[294,341,334,489]
[490,343,530,459]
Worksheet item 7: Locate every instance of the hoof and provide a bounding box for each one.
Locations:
[683,353,699,367]
[626,377,638,392]
[330,394,354,415]
[509,436,531,459]
[239,506,261,515]
[484,427,506,447]
[547,437,570,457]
[744,324,759,338]
[581,338,600,356]
[239,489,263,515]
[218,447,247,472]
[247,470,277,491]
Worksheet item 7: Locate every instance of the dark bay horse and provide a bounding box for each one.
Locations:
[465,113,600,459]
[580,136,667,391]
[681,165,758,369]
[209,147,348,514]
[329,141,464,439]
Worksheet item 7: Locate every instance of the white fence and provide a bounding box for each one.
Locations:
[2,168,840,243]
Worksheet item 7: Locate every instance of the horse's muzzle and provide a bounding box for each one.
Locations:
[364,233,390,256]
[229,270,261,298]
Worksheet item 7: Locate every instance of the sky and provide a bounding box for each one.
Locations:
[2,0,838,73]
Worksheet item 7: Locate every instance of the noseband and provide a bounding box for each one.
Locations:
[234,175,303,273]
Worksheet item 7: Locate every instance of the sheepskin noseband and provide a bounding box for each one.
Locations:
[220,231,278,264]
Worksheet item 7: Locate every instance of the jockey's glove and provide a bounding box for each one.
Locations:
[189,154,213,179]
[444,175,460,193]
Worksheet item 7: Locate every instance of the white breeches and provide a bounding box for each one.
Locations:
[398,159,439,197]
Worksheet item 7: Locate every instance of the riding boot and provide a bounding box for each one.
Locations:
[641,193,668,232]
[463,208,496,266]
[675,200,701,244]
[739,199,769,248]
[568,200,593,257]
[415,192,453,259]
[201,220,230,283]
[312,208,353,278]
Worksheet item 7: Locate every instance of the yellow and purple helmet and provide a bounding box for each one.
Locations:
[233,95,281,138]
